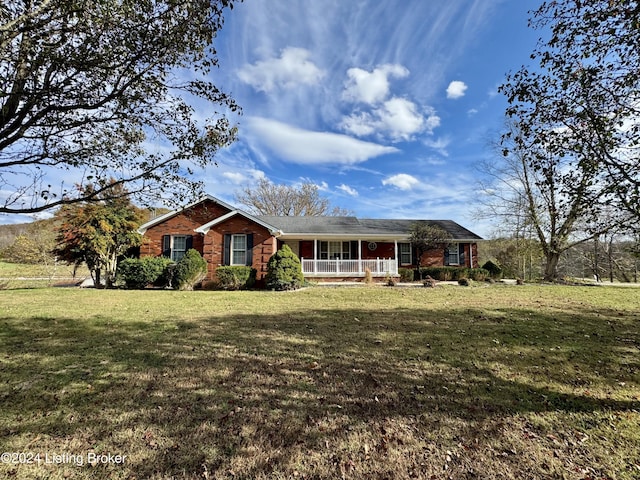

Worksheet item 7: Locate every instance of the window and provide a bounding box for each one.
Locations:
[446,244,459,265]
[319,241,351,260]
[231,234,247,266]
[398,243,412,265]
[162,235,192,261]
[223,233,253,266]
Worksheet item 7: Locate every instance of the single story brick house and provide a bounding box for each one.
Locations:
[137,195,483,284]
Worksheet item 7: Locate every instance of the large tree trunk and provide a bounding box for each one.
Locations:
[543,252,561,282]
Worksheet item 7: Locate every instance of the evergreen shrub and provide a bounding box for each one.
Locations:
[216,266,257,290]
[118,257,173,289]
[265,245,304,291]
[398,267,414,282]
[482,260,503,279]
[173,249,208,290]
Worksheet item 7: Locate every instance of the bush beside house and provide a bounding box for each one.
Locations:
[174,249,208,290]
[266,245,304,291]
[215,266,257,290]
[118,257,173,289]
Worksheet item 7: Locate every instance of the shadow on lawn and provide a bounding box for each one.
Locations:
[0,303,638,479]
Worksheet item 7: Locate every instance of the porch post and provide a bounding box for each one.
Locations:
[358,239,362,274]
[394,240,398,268]
[314,239,318,273]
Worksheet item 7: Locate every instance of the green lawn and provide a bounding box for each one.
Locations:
[0,285,638,479]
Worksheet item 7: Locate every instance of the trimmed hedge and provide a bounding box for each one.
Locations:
[118,257,173,289]
[419,267,489,281]
[216,266,257,290]
[398,267,414,282]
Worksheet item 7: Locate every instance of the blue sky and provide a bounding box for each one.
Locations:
[202,0,541,237]
[1,0,541,235]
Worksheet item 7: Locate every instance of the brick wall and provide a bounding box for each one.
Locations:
[141,200,276,282]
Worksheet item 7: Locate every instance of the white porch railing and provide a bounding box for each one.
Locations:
[300,258,398,276]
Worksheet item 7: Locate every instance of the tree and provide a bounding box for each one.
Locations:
[54,184,144,287]
[500,1,640,227]
[408,222,451,278]
[234,178,351,216]
[1,0,240,215]
[481,121,620,281]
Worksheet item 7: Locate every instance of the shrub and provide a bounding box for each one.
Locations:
[458,277,471,286]
[468,268,489,281]
[118,257,173,289]
[266,244,304,291]
[173,249,208,290]
[216,266,257,290]
[482,260,502,279]
[398,267,414,282]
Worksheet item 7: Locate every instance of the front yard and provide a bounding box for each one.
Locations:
[0,285,638,479]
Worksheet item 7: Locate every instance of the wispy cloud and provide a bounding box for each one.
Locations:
[446,80,468,99]
[237,47,325,93]
[245,117,399,165]
[337,183,359,196]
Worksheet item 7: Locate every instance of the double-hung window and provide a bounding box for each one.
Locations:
[223,233,253,266]
[398,243,412,265]
[231,234,247,266]
[162,235,192,261]
[446,244,459,266]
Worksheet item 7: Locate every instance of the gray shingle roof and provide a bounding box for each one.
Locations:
[256,215,482,240]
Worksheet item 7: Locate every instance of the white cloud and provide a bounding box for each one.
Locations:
[342,64,409,105]
[237,47,325,92]
[446,80,468,99]
[246,117,398,165]
[342,98,440,142]
[337,183,358,196]
[382,173,420,190]
[222,169,266,184]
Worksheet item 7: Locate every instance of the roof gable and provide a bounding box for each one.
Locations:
[137,195,237,234]
[195,210,281,235]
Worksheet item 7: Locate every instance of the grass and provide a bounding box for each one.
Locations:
[0,261,91,289]
[0,284,638,479]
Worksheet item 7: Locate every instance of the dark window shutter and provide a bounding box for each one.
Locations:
[459,244,465,266]
[246,234,254,266]
[186,235,193,251]
[444,247,449,266]
[350,241,358,259]
[162,235,171,257]
[223,234,231,266]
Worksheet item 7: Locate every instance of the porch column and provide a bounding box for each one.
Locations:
[314,239,318,273]
[358,239,362,274]
[394,240,398,265]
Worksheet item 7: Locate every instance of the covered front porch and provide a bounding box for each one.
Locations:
[282,238,405,278]
[300,257,398,277]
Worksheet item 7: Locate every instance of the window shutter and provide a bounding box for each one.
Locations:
[223,234,231,265]
[444,247,449,266]
[246,234,254,266]
[186,235,193,251]
[459,244,465,266]
[162,235,171,257]
[350,241,358,259]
